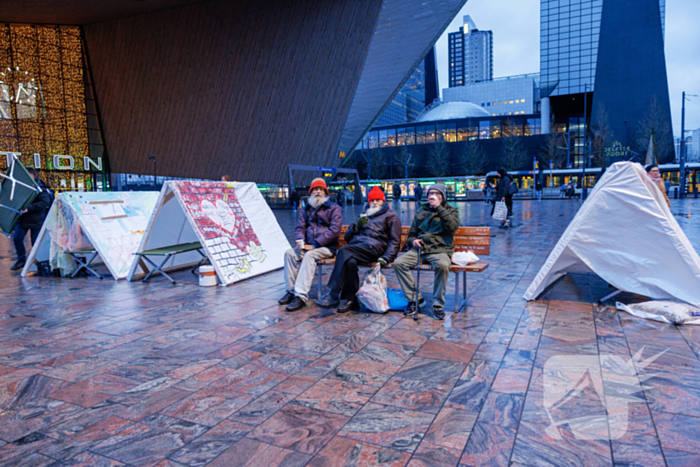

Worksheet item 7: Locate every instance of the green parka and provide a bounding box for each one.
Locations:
[406,201,460,256]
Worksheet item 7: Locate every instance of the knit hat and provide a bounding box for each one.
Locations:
[309,178,328,195]
[427,184,447,203]
[367,186,385,202]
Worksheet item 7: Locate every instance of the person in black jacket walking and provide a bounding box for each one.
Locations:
[11,168,52,271]
[317,186,401,313]
[496,169,514,229]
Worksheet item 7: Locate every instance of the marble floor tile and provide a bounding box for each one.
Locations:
[370,377,453,414]
[329,355,401,387]
[206,437,311,467]
[167,419,252,466]
[160,387,256,426]
[47,374,138,408]
[229,390,296,425]
[476,393,524,428]
[414,340,476,364]
[249,404,350,455]
[338,402,435,454]
[294,378,376,416]
[459,422,516,467]
[306,435,411,467]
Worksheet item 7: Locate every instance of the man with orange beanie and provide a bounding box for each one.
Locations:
[316,186,401,312]
[279,178,342,312]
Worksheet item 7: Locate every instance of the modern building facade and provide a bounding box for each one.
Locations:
[375,48,439,127]
[448,16,493,87]
[442,74,539,116]
[0,0,469,187]
[540,0,672,166]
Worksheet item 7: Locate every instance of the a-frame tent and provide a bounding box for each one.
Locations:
[524,162,700,306]
[127,181,290,285]
[22,191,159,280]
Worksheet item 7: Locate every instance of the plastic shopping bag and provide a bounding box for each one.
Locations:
[357,264,389,313]
[452,251,479,266]
[492,201,508,221]
[387,288,409,310]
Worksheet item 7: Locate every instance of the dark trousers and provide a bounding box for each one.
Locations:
[13,224,40,261]
[327,244,381,299]
[505,195,514,217]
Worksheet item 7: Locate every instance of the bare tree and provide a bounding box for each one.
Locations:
[368,148,387,179]
[459,139,486,175]
[427,143,449,177]
[591,102,613,169]
[636,95,672,163]
[501,136,528,172]
[393,146,413,179]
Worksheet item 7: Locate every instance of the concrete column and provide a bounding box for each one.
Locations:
[541,97,551,134]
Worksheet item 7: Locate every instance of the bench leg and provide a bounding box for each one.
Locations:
[455,272,468,315]
[454,271,459,314]
[70,252,102,279]
[317,264,323,299]
[142,255,177,284]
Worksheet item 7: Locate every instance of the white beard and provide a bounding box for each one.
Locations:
[308,193,328,209]
[364,205,382,217]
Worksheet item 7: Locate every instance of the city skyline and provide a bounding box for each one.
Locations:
[435,0,700,138]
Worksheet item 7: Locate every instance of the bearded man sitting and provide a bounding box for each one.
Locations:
[316,186,401,313]
[279,178,342,312]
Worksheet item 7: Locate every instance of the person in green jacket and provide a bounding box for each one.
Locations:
[393,183,460,320]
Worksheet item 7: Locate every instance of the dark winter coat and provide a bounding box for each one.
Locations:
[19,179,51,229]
[496,175,513,200]
[406,201,460,256]
[414,185,423,201]
[344,203,402,262]
[294,200,342,254]
[393,183,402,198]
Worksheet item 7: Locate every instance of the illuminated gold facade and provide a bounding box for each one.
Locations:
[0,24,106,191]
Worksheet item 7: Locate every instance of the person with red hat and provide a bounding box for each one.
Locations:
[316,186,401,312]
[279,178,342,312]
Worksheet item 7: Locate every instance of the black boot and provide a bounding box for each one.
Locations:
[338,298,360,313]
[316,293,340,309]
[286,297,306,312]
[10,259,25,271]
[278,291,295,305]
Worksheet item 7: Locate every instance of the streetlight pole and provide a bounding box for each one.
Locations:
[680,93,698,199]
[680,92,686,198]
[581,84,588,199]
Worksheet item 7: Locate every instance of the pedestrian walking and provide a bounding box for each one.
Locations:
[11,168,52,271]
[496,169,514,228]
[393,182,404,213]
[535,180,543,201]
[414,183,423,206]
[646,164,671,207]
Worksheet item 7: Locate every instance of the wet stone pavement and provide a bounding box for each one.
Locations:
[0,197,699,466]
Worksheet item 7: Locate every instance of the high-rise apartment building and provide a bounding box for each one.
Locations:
[448,16,493,87]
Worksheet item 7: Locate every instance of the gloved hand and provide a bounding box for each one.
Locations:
[355,216,369,230]
[377,257,388,268]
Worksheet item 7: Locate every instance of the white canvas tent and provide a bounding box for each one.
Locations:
[524,162,700,306]
[22,191,159,280]
[127,181,290,285]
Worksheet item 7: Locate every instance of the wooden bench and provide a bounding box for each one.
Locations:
[316,226,491,313]
[134,241,208,284]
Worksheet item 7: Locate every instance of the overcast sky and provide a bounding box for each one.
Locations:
[434,0,700,138]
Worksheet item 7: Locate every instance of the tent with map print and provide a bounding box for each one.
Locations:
[21,191,159,280]
[127,181,290,285]
[524,162,700,306]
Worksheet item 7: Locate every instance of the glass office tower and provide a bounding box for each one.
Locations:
[540,0,665,98]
